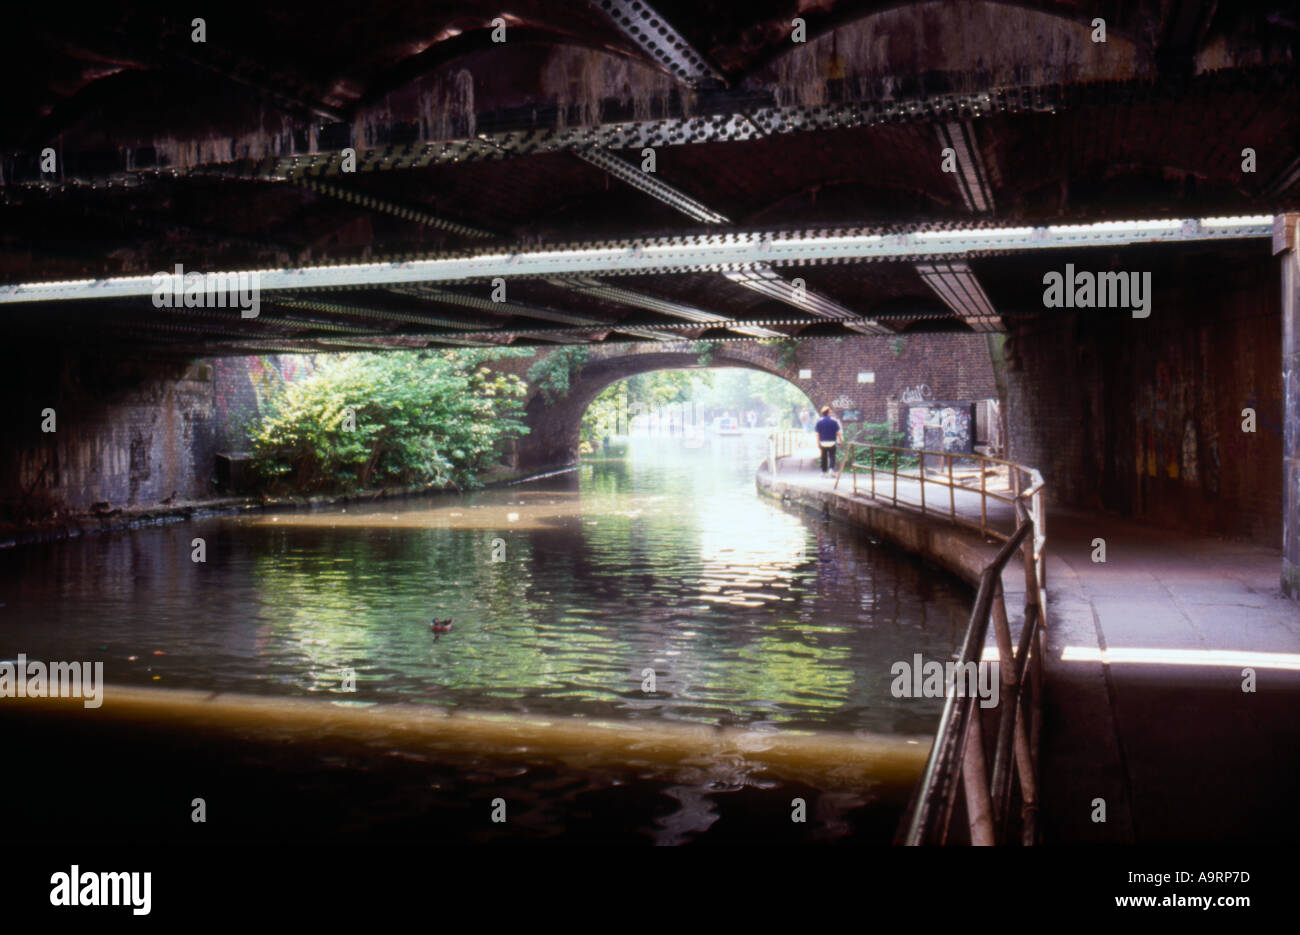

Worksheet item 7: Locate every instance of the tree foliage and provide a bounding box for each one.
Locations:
[760,337,800,370]
[842,421,911,467]
[248,350,531,493]
[692,341,721,366]
[580,367,813,441]
[580,370,704,442]
[527,346,590,403]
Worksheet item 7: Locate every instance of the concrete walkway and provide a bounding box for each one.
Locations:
[766,453,1300,843]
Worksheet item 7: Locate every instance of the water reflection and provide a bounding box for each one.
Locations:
[0,432,969,735]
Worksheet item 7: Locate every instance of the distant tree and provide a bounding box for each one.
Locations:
[580,367,811,441]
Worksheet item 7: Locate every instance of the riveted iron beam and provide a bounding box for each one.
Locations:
[721,266,891,335]
[290,176,498,240]
[4,68,1292,191]
[254,85,1070,178]
[936,121,994,214]
[549,275,784,338]
[266,295,491,330]
[589,0,726,87]
[0,217,1274,304]
[915,261,1003,333]
[390,285,603,327]
[389,285,671,342]
[575,148,730,224]
[565,148,872,338]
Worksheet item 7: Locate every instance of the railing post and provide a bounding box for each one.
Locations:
[1035,488,1047,593]
[870,445,876,500]
[1020,516,1038,612]
[988,585,1019,828]
[898,456,1048,847]
[1014,696,1039,845]
[919,450,926,515]
[961,703,996,846]
[1030,627,1045,826]
[948,452,956,520]
[980,459,988,539]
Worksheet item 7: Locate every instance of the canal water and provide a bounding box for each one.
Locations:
[1,431,972,844]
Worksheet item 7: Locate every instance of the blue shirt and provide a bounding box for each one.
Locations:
[815,416,841,442]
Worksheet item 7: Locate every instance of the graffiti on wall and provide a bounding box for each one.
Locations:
[899,384,934,405]
[1181,417,1199,485]
[1136,362,1183,481]
[213,355,318,449]
[905,403,973,453]
[1134,352,1228,495]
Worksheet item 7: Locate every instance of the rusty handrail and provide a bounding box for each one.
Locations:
[902,510,1046,845]
[766,433,1048,846]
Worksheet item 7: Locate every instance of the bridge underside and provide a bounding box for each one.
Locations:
[3,0,1300,588]
[1,2,1296,354]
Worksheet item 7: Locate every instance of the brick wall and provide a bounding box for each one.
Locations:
[507,334,999,469]
[1005,249,1283,545]
[210,355,318,451]
[0,337,999,516]
[0,350,218,517]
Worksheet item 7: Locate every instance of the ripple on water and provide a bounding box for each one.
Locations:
[1,434,970,737]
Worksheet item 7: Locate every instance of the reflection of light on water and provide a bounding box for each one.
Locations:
[694,507,809,608]
[2,425,965,737]
[242,491,669,533]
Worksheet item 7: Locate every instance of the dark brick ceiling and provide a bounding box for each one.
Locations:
[0,0,1296,352]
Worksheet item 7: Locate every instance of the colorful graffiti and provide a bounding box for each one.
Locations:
[906,403,973,453]
[212,355,318,450]
[1181,417,1199,485]
[1134,353,1227,495]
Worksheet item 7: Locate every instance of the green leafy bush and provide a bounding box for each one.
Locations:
[761,337,800,370]
[248,350,530,493]
[843,421,915,468]
[693,340,721,366]
[527,346,590,403]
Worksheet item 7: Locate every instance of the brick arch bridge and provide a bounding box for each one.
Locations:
[507,334,998,471]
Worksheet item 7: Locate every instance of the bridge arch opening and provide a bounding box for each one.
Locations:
[577,366,816,453]
[515,343,820,471]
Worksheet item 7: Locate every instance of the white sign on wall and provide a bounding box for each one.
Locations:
[798,369,812,379]
[858,372,875,383]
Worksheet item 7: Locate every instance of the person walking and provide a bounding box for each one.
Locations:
[815,406,843,476]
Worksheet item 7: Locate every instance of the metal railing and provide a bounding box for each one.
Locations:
[767,428,800,477]
[902,518,1046,845]
[766,434,1048,844]
[831,443,1046,598]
